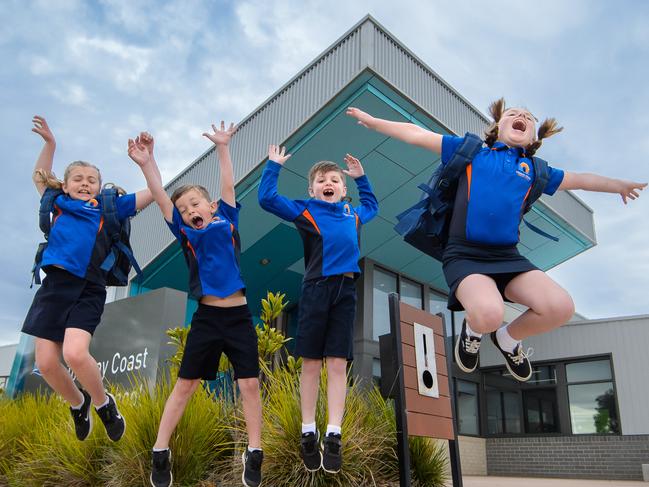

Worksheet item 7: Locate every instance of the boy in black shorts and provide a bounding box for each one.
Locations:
[258,145,378,473]
[129,123,263,487]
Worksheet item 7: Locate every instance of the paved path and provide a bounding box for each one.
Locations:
[462,476,647,487]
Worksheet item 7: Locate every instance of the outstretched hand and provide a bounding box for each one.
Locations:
[268,144,291,165]
[203,121,236,146]
[136,131,155,156]
[618,180,647,204]
[32,115,55,144]
[346,107,374,129]
[127,138,151,167]
[343,153,365,179]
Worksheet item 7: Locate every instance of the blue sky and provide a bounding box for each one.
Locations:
[1,0,648,345]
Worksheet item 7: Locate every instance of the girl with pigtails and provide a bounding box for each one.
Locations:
[22,116,153,442]
[347,99,646,381]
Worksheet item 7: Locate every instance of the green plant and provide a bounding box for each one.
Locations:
[409,436,449,487]
[257,291,290,364]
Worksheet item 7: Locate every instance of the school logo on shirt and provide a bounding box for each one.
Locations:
[208,216,226,226]
[342,203,355,218]
[83,198,100,211]
[516,161,531,181]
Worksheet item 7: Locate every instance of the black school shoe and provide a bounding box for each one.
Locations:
[241,449,263,487]
[321,433,342,474]
[300,432,322,472]
[70,389,93,441]
[95,392,126,441]
[490,332,533,382]
[150,449,172,487]
[454,319,482,373]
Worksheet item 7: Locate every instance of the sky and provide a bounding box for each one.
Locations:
[1,0,648,345]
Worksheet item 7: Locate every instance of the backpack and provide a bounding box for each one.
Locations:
[393,132,558,261]
[31,185,143,287]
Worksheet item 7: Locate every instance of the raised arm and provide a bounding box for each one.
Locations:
[343,154,378,223]
[127,137,173,221]
[559,171,647,204]
[202,121,236,208]
[131,132,158,210]
[346,107,443,154]
[258,145,305,221]
[31,115,56,196]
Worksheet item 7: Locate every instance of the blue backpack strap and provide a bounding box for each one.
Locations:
[436,132,483,195]
[522,156,559,242]
[98,187,143,279]
[32,188,63,286]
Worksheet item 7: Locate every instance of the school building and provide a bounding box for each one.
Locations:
[8,15,648,481]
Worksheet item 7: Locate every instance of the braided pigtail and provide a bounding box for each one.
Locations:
[526,118,563,157]
[484,98,506,148]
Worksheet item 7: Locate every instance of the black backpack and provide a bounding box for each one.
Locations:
[32,185,142,286]
[393,132,558,261]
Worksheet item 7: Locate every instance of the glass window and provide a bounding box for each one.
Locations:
[486,387,522,434]
[524,389,558,433]
[566,360,612,383]
[529,365,557,385]
[568,382,619,434]
[503,391,522,433]
[429,290,452,337]
[400,278,422,309]
[486,387,503,434]
[373,268,398,340]
[456,380,479,435]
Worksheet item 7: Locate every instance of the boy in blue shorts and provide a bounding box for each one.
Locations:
[129,123,263,487]
[258,145,378,473]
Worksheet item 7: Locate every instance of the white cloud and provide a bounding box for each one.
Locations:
[50,83,90,107]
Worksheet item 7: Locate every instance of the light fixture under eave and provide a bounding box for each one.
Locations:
[260,258,271,266]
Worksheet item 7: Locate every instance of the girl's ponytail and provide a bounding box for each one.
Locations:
[33,168,63,190]
[484,97,506,148]
[526,118,563,157]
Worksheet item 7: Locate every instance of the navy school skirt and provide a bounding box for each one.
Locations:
[442,237,539,311]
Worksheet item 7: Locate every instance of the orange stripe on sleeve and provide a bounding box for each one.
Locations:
[302,209,321,234]
[466,163,472,200]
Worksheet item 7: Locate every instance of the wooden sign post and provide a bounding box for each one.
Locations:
[379,292,463,487]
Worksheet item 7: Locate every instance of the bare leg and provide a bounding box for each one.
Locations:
[455,274,505,334]
[35,338,84,405]
[62,328,107,407]
[300,358,323,424]
[238,377,262,449]
[153,378,201,449]
[325,357,347,427]
[504,270,575,340]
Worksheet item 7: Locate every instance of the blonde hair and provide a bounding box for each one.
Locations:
[308,161,345,186]
[170,184,212,205]
[33,161,125,195]
[484,98,563,157]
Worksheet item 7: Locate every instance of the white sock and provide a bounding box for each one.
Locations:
[95,395,110,409]
[247,446,262,453]
[465,320,482,339]
[301,422,316,435]
[326,424,341,436]
[70,397,85,410]
[152,447,169,452]
[496,326,520,353]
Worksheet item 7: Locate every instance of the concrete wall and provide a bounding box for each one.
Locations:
[458,435,487,475]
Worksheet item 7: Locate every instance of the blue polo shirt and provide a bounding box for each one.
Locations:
[40,193,137,284]
[258,160,379,281]
[166,200,245,299]
[442,136,564,246]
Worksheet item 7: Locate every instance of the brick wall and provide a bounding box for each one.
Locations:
[486,435,649,480]
[458,436,487,475]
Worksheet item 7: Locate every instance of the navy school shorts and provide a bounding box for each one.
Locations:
[22,267,107,342]
[442,237,539,311]
[295,275,357,360]
[179,303,260,381]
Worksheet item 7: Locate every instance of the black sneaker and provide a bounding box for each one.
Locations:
[241,449,263,487]
[95,392,126,441]
[150,449,172,487]
[321,433,342,474]
[69,389,92,441]
[454,319,481,373]
[490,332,533,382]
[300,432,321,472]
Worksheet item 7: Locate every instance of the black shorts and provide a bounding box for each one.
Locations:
[443,238,538,312]
[179,303,259,381]
[22,267,107,342]
[295,275,357,360]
